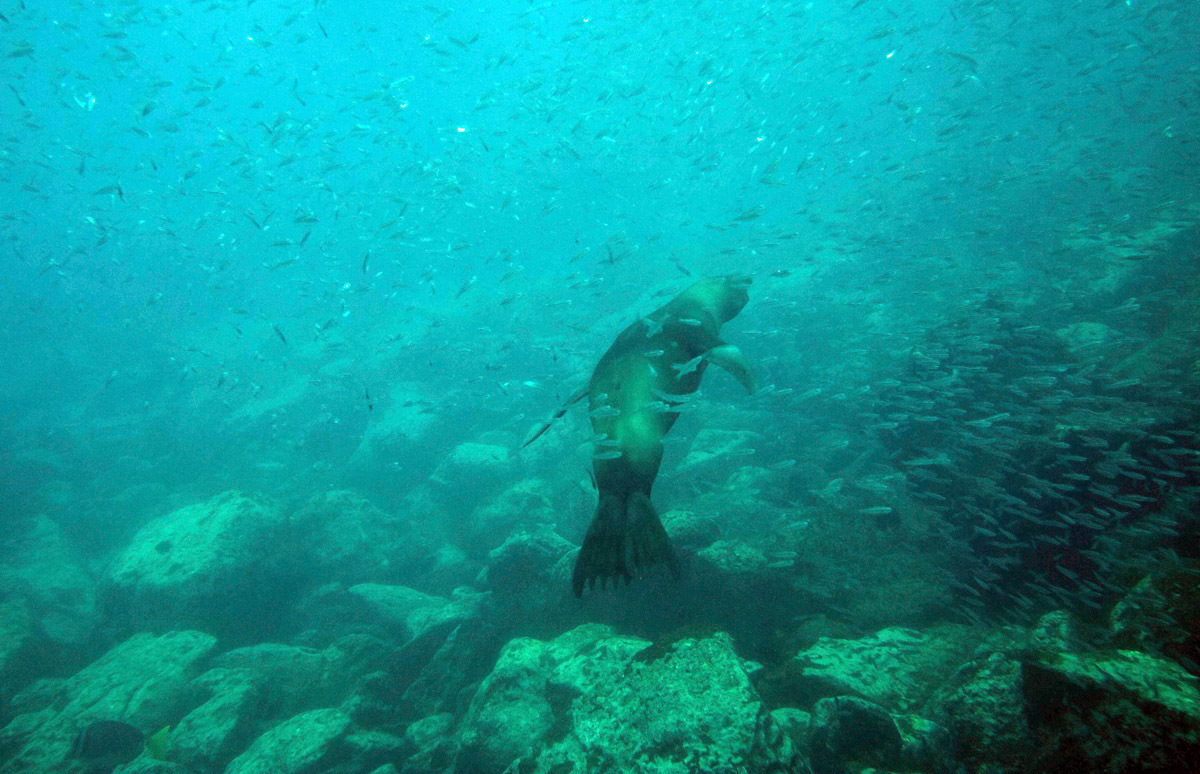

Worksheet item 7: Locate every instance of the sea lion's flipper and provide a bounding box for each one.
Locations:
[572,491,679,597]
[521,386,588,448]
[625,491,680,580]
[573,494,631,596]
[705,343,757,393]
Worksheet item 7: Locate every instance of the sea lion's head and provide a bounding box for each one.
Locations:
[683,275,751,324]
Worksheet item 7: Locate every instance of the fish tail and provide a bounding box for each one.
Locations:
[572,492,679,597]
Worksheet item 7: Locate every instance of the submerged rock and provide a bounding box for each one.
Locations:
[1023,648,1200,773]
[225,707,353,774]
[0,514,98,646]
[168,668,263,773]
[296,491,440,587]
[428,442,515,513]
[0,630,215,774]
[100,491,304,639]
[462,479,557,558]
[453,623,804,774]
[0,598,39,700]
[809,695,903,774]
[769,626,979,714]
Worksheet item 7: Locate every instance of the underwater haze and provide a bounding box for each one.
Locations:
[2,1,1200,773]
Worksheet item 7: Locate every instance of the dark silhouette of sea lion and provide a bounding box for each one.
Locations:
[571,275,756,596]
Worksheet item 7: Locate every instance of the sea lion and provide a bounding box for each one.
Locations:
[572,275,757,596]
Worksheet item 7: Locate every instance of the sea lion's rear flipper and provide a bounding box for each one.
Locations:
[705,343,757,393]
[625,491,680,580]
[573,494,631,596]
[572,492,680,596]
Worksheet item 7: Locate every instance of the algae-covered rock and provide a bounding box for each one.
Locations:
[225,708,353,774]
[454,638,554,772]
[347,584,454,640]
[809,695,903,774]
[0,514,97,646]
[454,623,803,774]
[100,492,302,637]
[925,646,1031,774]
[400,713,456,774]
[1023,648,1200,773]
[0,630,215,774]
[480,527,573,595]
[428,442,515,512]
[347,591,500,725]
[0,598,39,699]
[775,626,980,714]
[168,668,263,772]
[210,641,363,723]
[462,479,556,558]
[295,491,439,587]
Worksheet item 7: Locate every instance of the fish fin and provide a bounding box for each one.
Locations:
[624,491,680,580]
[572,494,630,596]
[705,343,757,393]
[521,385,587,448]
[145,726,170,761]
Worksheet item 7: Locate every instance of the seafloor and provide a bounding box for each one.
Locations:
[3,217,1200,774]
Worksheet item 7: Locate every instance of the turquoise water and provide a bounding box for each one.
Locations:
[2,2,1198,773]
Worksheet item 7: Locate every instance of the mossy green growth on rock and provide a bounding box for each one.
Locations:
[455,623,803,774]
[1023,648,1200,773]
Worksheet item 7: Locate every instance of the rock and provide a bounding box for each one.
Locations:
[454,638,554,773]
[462,479,556,558]
[661,509,721,551]
[347,584,454,640]
[0,598,39,699]
[295,491,440,587]
[1022,648,1200,773]
[770,626,979,713]
[210,641,366,723]
[454,624,803,774]
[0,515,97,646]
[168,668,263,772]
[925,647,1030,774]
[1110,574,1194,658]
[355,600,503,724]
[400,714,456,774]
[343,728,405,772]
[0,630,215,774]
[1028,609,1081,652]
[100,492,304,639]
[479,528,573,595]
[112,758,188,774]
[809,695,903,774]
[225,708,353,774]
[428,443,514,512]
[1055,321,1115,358]
[346,382,441,473]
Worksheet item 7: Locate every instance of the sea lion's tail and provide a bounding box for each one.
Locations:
[572,491,680,597]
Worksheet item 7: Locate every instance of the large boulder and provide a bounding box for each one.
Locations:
[0,630,215,773]
[765,626,980,714]
[100,491,304,638]
[462,479,556,558]
[168,668,264,772]
[294,491,441,587]
[225,708,354,774]
[1022,648,1200,773]
[0,514,97,646]
[0,599,39,700]
[454,624,804,774]
[428,442,516,514]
